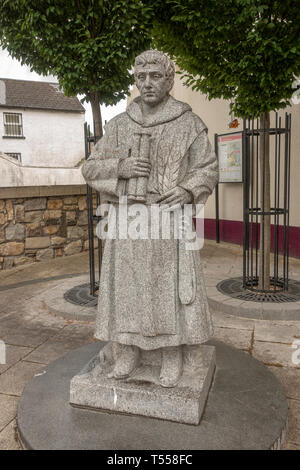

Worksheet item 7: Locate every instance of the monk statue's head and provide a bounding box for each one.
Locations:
[134,50,175,107]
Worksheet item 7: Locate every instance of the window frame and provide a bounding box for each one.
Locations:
[3,112,24,138]
[5,152,22,163]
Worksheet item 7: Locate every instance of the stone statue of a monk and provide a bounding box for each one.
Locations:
[81,50,218,389]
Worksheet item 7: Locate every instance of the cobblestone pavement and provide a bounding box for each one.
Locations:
[0,241,299,450]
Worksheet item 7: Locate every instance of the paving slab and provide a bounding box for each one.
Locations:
[0,251,91,286]
[0,420,22,450]
[254,321,300,344]
[0,293,58,323]
[17,296,69,327]
[286,399,300,446]
[0,314,64,348]
[54,322,95,340]
[213,326,253,350]
[0,345,32,374]
[0,360,46,396]
[0,280,64,308]
[268,367,300,401]
[202,276,221,287]
[212,311,254,331]
[0,394,18,432]
[25,325,96,364]
[252,341,300,368]
[282,441,300,450]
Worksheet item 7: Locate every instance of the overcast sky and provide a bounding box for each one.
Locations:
[0,48,127,129]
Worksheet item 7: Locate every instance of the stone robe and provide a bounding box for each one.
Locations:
[82,96,218,350]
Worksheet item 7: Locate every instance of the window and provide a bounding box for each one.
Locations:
[5,152,21,162]
[3,113,23,137]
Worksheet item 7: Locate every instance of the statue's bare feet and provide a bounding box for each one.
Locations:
[159,346,183,388]
[107,344,139,379]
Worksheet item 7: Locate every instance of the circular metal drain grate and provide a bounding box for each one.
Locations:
[64,283,98,307]
[216,277,300,303]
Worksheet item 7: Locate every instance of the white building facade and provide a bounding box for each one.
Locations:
[0,78,85,168]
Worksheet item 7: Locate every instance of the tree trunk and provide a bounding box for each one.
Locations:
[90,91,103,141]
[258,112,271,290]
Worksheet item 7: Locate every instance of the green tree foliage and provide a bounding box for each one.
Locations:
[0,0,153,136]
[150,0,300,118]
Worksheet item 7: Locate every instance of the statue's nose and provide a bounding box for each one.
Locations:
[145,75,151,87]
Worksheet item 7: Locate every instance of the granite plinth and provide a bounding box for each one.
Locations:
[70,344,216,425]
[17,340,288,450]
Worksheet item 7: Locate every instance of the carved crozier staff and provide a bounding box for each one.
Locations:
[127,131,152,202]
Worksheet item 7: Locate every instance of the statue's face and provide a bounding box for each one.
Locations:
[135,63,171,106]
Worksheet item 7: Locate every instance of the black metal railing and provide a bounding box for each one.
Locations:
[243,112,291,294]
[84,122,102,296]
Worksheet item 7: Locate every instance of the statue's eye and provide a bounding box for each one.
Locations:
[138,75,145,80]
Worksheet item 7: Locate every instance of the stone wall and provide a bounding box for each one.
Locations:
[0,191,96,270]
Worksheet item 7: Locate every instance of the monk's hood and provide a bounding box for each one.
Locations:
[126,95,192,127]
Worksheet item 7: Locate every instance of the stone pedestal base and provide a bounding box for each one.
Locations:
[17,341,288,450]
[70,345,216,425]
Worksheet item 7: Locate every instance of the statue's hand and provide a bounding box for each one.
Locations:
[118,158,151,179]
[157,186,193,209]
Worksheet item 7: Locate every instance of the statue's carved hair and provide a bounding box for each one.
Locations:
[134,50,175,80]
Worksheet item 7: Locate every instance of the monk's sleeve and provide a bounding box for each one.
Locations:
[81,119,122,197]
[178,130,219,205]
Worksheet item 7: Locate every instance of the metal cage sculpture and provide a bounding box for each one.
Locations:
[243,112,292,298]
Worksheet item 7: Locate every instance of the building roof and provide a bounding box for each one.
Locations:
[0,78,85,113]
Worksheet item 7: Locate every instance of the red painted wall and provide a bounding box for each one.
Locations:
[204,219,300,259]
